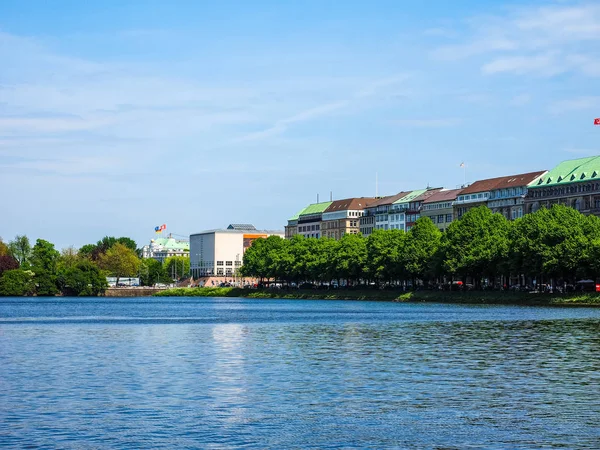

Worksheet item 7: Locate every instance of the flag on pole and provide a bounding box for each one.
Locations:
[594,118,600,125]
[460,162,465,167]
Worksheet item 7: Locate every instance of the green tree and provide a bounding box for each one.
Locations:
[8,235,31,267]
[140,258,170,286]
[30,239,61,296]
[0,238,9,256]
[99,243,140,285]
[163,256,190,280]
[441,206,510,287]
[241,238,270,281]
[78,244,97,259]
[0,269,35,296]
[333,234,367,285]
[366,229,406,285]
[402,217,442,286]
[57,260,108,296]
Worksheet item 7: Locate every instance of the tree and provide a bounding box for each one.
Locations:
[99,243,140,285]
[8,235,31,267]
[402,217,442,286]
[30,239,61,296]
[140,258,170,286]
[116,237,138,254]
[0,255,19,276]
[366,229,406,285]
[57,260,108,296]
[59,246,80,270]
[440,206,510,287]
[333,234,367,285]
[78,244,97,259]
[0,238,9,256]
[0,269,35,296]
[163,256,190,280]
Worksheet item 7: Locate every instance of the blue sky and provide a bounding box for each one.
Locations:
[1,0,599,249]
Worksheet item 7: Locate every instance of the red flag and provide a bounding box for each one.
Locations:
[595,118,600,125]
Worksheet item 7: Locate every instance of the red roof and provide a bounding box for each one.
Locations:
[422,188,463,204]
[323,197,378,213]
[367,192,412,208]
[460,171,546,195]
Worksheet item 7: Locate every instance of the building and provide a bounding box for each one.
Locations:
[404,188,443,230]
[141,236,190,262]
[359,192,411,236]
[454,171,545,220]
[190,225,284,278]
[525,156,600,215]
[421,188,463,231]
[391,189,429,231]
[321,197,376,239]
[292,201,332,239]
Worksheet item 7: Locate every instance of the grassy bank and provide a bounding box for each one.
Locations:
[154,287,600,306]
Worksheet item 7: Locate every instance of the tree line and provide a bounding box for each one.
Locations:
[0,236,190,296]
[241,205,600,289]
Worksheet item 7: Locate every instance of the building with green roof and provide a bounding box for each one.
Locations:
[141,236,190,262]
[526,156,600,215]
[285,201,332,239]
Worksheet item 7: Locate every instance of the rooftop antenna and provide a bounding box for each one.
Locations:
[330,191,332,201]
[317,193,319,203]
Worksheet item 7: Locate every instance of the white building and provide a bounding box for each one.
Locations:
[141,236,189,262]
[190,225,284,278]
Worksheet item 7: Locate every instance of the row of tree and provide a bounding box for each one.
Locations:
[0,236,190,296]
[240,205,600,288]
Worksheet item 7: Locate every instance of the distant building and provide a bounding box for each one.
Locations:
[321,197,376,239]
[404,188,443,230]
[190,225,284,278]
[391,189,430,231]
[455,171,545,220]
[141,236,189,262]
[421,188,463,231]
[526,156,600,215]
[359,192,411,236]
[291,202,332,239]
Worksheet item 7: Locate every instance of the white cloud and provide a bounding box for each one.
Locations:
[432,3,600,77]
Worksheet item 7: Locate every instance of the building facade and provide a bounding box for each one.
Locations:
[454,171,545,220]
[421,188,463,231]
[404,188,442,230]
[141,236,190,262]
[289,201,332,239]
[190,226,284,278]
[359,192,410,236]
[525,156,600,215]
[321,197,376,239]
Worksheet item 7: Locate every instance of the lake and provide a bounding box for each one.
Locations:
[1,297,599,448]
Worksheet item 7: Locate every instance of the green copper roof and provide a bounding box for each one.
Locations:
[288,206,309,221]
[152,238,189,251]
[530,156,600,188]
[298,201,333,217]
[393,189,427,204]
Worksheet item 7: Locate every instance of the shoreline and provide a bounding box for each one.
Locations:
[153,287,600,307]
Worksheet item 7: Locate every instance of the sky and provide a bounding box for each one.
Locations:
[1,0,600,250]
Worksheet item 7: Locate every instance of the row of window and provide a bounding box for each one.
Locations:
[531,183,600,198]
[489,187,526,199]
[299,224,320,232]
[457,192,489,202]
[423,202,452,211]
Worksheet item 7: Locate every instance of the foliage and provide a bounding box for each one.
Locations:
[0,255,19,275]
[140,258,170,286]
[99,243,140,283]
[8,235,31,267]
[30,239,61,296]
[163,256,190,280]
[439,207,510,285]
[0,269,35,296]
[57,260,108,296]
[402,217,442,284]
[0,238,9,256]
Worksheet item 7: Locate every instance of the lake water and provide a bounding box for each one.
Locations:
[1,297,599,449]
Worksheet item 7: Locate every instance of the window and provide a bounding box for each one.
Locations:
[446,214,452,222]
[226,261,233,266]
[217,261,223,266]
[217,268,224,275]
[437,215,444,223]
